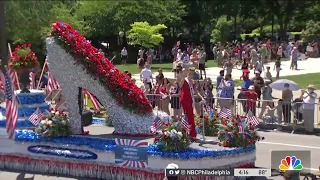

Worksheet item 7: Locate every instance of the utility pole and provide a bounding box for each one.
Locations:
[0,1,7,70]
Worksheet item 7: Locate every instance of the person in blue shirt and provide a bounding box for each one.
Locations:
[242,78,253,90]
[216,70,224,93]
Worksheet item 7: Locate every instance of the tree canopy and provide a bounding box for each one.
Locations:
[126,22,167,48]
[5,0,320,47]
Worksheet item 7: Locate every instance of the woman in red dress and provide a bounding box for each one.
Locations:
[180,67,205,140]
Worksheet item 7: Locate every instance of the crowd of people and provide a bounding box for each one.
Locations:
[125,38,320,133]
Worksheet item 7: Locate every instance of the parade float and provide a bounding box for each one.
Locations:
[0,43,50,124]
[0,22,262,179]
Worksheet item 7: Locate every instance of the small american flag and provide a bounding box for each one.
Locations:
[207,106,215,118]
[181,115,190,133]
[247,110,259,127]
[83,89,101,112]
[150,116,163,134]
[29,72,35,89]
[0,70,18,139]
[28,108,44,126]
[219,107,232,119]
[238,124,244,133]
[45,62,60,93]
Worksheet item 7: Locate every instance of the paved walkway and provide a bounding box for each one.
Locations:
[133,58,320,87]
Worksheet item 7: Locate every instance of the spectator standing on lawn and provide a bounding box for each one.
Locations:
[120,47,128,65]
[274,57,281,80]
[223,57,233,75]
[300,85,317,133]
[137,56,145,72]
[198,48,207,79]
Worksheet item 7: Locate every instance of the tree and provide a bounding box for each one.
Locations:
[211,16,233,43]
[75,0,185,38]
[45,3,89,36]
[263,0,308,38]
[126,22,167,48]
[301,20,320,42]
[5,1,59,44]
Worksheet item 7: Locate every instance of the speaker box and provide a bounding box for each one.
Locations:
[81,110,93,127]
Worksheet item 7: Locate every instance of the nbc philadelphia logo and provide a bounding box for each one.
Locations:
[279,156,303,171]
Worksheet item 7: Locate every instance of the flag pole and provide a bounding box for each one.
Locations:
[37,61,47,89]
[7,43,20,90]
[51,89,61,104]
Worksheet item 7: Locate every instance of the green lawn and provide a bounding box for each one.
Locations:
[234,73,320,89]
[115,60,217,74]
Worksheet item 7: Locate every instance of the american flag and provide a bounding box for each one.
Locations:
[29,72,35,89]
[238,124,244,133]
[207,106,215,118]
[28,108,44,126]
[219,107,232,119]
[150,116,163,134]
[0,71,18,139]
[83,89,101,112]
[181,115,190,133]
[247,110,259,127]
[46,62,60,93]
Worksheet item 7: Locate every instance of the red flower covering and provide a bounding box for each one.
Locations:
[9,44,39,71]
[51,22,152,114]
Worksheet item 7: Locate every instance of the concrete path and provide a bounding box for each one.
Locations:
[133,58,320,87]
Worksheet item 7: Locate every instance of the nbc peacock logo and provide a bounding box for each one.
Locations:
[279,156,303,171]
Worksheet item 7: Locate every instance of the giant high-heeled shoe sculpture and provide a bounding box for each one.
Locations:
[46,22,169,135]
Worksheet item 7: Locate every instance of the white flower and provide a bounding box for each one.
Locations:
[47,120,53,125]
[164,131,168,136]
[157,130,163,135]
[55,111,60,115]
[177,132,183,137]
[61,120,66,125]
[171,129,177,134]
[50,110,55,114]
[40,120,46,125]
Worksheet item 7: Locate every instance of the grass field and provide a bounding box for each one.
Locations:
[115,60,217,74]
[234,72,320,89]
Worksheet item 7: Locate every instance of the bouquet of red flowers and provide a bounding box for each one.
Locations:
[217,116,264,148]
[9,44,39,71]
[195,109,220,136]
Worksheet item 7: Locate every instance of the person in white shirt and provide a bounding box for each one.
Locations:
[120,47,128,65]
[138,49,144,58]
[176,49,183,61]
[140,64,153,91]
[300,84,317,133]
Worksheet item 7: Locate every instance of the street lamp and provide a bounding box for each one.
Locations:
[118,31,124,45]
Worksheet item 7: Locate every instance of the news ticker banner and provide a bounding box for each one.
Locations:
[165,168,272,177]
